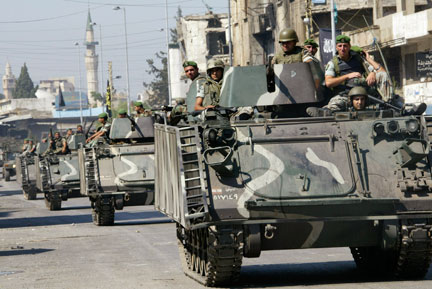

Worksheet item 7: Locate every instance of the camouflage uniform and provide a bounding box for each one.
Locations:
[272,46,304,64]
[197,77,223,107]
[324,51,381,111]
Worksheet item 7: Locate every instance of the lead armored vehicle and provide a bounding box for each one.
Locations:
[78,117,155,226]
[35,134,85,210]
[155,63,432,286]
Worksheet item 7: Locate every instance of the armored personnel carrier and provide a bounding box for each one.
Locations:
[78,117,155,226]
[155,63,432,286]
[1,144,17,181]
[35,134,85,210]
[16,151,38,200]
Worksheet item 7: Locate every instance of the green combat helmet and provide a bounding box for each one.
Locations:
[206,59,225,73]
[348,86,368,98]
[279,28,298,43]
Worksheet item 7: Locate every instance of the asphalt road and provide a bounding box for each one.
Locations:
[1,177,432,289]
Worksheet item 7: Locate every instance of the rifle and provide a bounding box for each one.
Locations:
[367,94,402,112]
[86,120,96,137]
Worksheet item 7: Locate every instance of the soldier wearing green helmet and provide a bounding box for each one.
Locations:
[324,34,389,112]
[194,58,225,111]
[348,86,368,111]
[118,108,128,118]
[86,112,111,146]
[272,28,304,64]
[303,38,320,63]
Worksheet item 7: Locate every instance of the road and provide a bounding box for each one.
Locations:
[1,177,432,289]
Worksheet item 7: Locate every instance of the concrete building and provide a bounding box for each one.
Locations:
[84,11,99,106]
[38,77,75,97]
[2,62,16,100]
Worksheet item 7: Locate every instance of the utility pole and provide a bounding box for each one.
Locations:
[330,0,336,56]
[165,0,172,105]
[228,0,233,66]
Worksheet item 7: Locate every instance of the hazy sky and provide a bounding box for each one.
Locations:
[0,0,227,99]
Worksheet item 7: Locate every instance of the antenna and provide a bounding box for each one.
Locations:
[202,0,213,13]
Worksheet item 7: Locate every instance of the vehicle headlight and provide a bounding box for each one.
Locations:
[373,122,385,136]
[405,119,419,133]
[387,120,399,134]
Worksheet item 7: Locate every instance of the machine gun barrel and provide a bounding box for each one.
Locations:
[367,94,402,112]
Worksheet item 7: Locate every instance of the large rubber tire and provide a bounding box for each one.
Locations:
[44,193,62,211]
[177,224,243,287]
[92,200,115,226]
[4,170,10,181]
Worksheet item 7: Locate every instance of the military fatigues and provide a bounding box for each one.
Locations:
[196,77,223,107]
[43,137,69,155]
[324,52,390,111]
[272,46,304,64]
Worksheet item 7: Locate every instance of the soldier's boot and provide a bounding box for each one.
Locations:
[404,103,427,116]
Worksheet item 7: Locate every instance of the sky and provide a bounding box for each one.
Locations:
[0,0,227,100]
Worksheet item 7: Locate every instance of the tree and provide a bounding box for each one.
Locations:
[13,63,38,99]
[143,51,169,107]
[91,91,104,106]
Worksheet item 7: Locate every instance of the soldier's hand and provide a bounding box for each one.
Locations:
[347,72,362,79]
[366,72,376,86]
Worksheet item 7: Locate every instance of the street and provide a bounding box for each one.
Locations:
[1,177,432,289]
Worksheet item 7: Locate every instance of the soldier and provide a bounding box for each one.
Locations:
[86,112,111,146]
[183,61,202,81]
[272,28,304,64]
[194,58,225,111]
[21,139,29,153]
[22,139,36,156]
[303,38,320,63]
[348,86,368,111]
[44,132,69,155]
[76,125,84,135]
[134,101,152,118]
[118,108,128,118]
[65,129,73,142]
[324,35,389,112]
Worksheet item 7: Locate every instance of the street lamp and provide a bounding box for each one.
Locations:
[74,42,83,125]
[113,6,131,115]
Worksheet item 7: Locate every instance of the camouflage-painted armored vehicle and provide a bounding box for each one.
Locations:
[35,135,85,210]
[78,117,155,226]
[1,144,17,181]
[16,152,38,200]
[155,63,432,286]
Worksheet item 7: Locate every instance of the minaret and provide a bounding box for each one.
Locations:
[2,62,16,100]
[85,10,99,106]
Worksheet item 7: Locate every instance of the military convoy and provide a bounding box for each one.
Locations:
[35,135,85,210]
[78,117,155,226]
[154,62,432,286]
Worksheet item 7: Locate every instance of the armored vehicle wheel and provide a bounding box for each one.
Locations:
[177,224,243,287]
[44,193,62,210]
[4,170,10,181]
[23,187,37,200]
[351,220,432,279]
[92,198,115,226]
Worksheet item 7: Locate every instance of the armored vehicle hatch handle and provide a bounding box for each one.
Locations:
[203,146,233,166]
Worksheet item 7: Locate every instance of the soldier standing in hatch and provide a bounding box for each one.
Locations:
[43,132,69,155]
[348,86,368,111]
[194,58,225,111]
[21,139,29,153]
[86,112,111,146]
[76,125,84,135]
[303,38,320,64]
[118,108,128,118]
[272,28,304,64]
[323,35,389,112]
[65,129,73,142]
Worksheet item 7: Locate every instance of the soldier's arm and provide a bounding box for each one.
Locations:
[62,140,67,153]
[364,51,385,72]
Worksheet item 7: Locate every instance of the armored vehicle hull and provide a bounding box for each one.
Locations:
[154,64,432,286]
[78,117,155,226]
[16,155,38,200]
[35,154,83,210]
